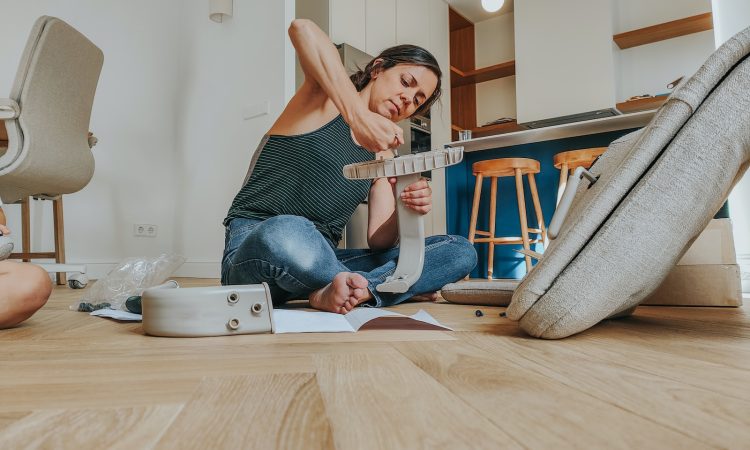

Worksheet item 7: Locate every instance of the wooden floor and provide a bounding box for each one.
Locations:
[1,279,749,449]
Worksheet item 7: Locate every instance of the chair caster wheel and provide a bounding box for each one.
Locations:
[68,273,89,289]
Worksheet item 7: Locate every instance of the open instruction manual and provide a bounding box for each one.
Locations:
[271,308,452,333]
[90,307,452,334]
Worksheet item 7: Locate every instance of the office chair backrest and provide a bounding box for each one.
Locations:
[0,16,103,203]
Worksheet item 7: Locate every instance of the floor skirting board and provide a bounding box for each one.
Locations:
[19,256,750,292]
[19,259,222,281]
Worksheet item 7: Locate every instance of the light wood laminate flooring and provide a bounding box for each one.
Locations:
[1,278,748,449]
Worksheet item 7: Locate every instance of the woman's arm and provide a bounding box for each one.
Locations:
[367,178,399,250]
[288,20,403,152]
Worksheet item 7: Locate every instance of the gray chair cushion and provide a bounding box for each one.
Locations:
[507,26,750,339]
[0,16,103,203]
[441,280,518,306]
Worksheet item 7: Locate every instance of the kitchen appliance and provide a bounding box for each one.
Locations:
[400,113,431,154]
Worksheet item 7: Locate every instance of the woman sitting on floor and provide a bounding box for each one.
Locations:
[221,19,477,314]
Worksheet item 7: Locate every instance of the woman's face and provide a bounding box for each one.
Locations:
[368,63,438,122]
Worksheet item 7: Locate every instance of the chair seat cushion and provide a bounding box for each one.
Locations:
[507,26,750,339]
[441,280,518,306]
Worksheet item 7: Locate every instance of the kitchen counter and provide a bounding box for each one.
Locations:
[448,110,656,152]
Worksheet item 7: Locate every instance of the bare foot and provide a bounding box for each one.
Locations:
[309,272,371,314]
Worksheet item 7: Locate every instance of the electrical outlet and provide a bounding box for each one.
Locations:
[134,224,158,237]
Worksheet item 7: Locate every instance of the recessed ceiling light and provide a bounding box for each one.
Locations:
[481,0,505,13]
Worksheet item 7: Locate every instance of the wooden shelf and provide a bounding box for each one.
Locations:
[449,8,472,32]
[616,96,668,114]
[452,120,525,139]
[451,60,516,88]
[613,13,713,50]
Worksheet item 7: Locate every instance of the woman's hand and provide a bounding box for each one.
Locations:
[350,108,404,153]
[0,224,10,236]
[390,177,432,215]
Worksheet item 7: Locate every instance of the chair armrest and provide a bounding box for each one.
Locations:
[0,98,20,120]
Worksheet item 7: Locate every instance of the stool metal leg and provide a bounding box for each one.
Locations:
[52,197,67,286]
[21,197,30,262]
[514,169,532,273]
[468,173,483,245]
[488,176,498,279]
[527,173,547,246]
[557,163,569,206]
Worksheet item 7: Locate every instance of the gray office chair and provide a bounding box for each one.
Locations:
[0,16,103,286]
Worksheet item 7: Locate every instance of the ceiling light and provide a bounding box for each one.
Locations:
[481,0,504,13]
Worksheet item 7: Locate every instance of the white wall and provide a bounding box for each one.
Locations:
[426,0,451,235]
[0,0,184,277]
[0,0,294,278]
[172,0,294,277]
[474,13,515,126]
[712,0,750,292]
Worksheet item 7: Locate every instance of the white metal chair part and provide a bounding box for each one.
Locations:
[142,281,275,337]
[548,166,598,239]
[342,147,464,293]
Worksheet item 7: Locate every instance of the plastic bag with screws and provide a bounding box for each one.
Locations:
[70,253,185,312]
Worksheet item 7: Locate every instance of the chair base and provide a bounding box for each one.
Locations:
[142,282,275,337]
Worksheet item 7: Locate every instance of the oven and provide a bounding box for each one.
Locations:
[399,114,431,155]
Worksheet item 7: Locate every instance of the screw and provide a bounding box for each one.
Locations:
[475,309,483,317]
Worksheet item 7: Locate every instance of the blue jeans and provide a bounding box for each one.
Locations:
[221,215,477,307]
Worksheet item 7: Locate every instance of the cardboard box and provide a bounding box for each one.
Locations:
[676,218,737,266]
[642,219,743,306]
[643,264,743,306]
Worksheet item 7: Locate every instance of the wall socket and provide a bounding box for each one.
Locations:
[134,224,158,237]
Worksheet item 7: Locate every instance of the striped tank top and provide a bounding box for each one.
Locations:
[224,114,374,244]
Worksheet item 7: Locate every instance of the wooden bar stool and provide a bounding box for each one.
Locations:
[553,147,606,204]
[468,158,547,278]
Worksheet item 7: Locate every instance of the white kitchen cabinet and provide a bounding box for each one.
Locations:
[365,0,397,55]
[329,0,366,51]
[514,0,617,124]
[396,0,432,49]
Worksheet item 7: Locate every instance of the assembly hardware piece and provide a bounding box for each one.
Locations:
[342,147,464,293]
[142,281,275,337]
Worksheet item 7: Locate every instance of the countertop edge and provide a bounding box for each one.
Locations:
[448,110,657,152]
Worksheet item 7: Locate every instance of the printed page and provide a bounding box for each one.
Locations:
[272,309,355,333]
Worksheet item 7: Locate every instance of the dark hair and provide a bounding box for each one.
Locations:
[350,44,442,116]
